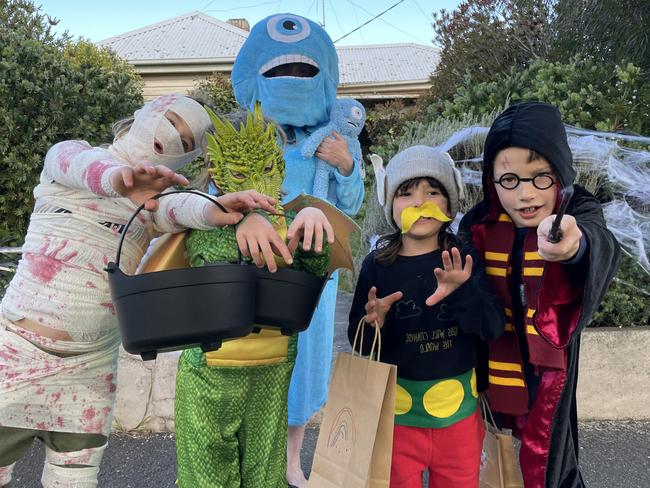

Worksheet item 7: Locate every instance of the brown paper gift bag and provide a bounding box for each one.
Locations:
[479,397,524,488]
[308,319,397,488]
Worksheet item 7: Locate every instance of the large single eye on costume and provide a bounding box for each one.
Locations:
[266,14,311,43]
[350,106,363,120]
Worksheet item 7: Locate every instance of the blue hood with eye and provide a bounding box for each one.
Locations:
[231,13,339,128]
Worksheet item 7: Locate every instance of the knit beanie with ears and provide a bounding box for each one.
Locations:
[374,145,465,231]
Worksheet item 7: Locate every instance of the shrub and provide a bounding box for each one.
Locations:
[364,100,419,161]
[190,73,238,114]
[0,1,143,245]
[429,0,554,103]
[553,0,650,79]
[591,254,650,327]
[441,57,650,134]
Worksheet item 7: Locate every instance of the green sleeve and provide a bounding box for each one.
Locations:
[186,226,241,267]
[186,210,331,277]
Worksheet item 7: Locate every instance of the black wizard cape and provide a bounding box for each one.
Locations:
[459,102,621,488]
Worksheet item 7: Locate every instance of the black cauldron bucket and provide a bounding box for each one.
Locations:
[106,191,256,361]
[255,266,328,336]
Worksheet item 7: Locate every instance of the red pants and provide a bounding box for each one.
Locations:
[390,408,484,488]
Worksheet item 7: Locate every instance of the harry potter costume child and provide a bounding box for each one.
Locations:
[459,102,621,488]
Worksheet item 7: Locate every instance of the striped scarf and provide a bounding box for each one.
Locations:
[475,213,566,415]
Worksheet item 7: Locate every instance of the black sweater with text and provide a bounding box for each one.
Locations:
[348,249,504,381]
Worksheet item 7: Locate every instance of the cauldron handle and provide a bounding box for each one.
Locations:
[109,189,229,272]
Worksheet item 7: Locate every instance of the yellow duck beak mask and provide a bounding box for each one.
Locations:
[400,201,452,234]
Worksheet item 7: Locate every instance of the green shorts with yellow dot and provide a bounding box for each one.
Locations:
[394,368,479,428]
[174,336,297,488]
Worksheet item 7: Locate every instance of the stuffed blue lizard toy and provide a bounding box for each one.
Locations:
[299,98,366,199]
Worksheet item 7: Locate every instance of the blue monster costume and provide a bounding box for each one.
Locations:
[232,13,365,427]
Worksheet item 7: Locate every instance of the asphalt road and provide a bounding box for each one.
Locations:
[12,293,650,487]
[11,420,650,487]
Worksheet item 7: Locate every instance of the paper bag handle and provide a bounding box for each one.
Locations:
[351,317,382,361]
[480,394,499,430]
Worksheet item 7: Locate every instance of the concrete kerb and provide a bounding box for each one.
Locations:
[113,321,650,433]
[576,327,650,419]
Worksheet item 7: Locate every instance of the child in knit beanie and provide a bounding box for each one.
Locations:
[348,145,505,487]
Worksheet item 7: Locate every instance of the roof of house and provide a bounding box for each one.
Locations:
[97,11,440,85]
[337,43,439,85]
[97,11,248,61]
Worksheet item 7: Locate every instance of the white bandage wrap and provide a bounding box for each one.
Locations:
[41,464,99,488]
[41,443,107,488]
[45,443,107,468]
[1,142,212,343]
[110,94,211,170]
[0,463,15,486]
[0,323,118,437]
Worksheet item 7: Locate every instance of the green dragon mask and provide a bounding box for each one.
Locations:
[205,103,285,218]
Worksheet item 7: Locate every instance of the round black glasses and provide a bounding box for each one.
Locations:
[493,173,555,190]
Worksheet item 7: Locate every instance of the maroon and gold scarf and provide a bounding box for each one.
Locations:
[474,213,572,415]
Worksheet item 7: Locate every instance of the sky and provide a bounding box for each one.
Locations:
[36,0,462,47]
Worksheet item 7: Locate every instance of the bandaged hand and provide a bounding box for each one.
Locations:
[204,190,277,227]
[315,131,354,176]
[110,163,189,210]
[425,247,473,307]
[286,207,335,254]
[235,213,293,273]
[537,214,582,262]
[364,286,403,329]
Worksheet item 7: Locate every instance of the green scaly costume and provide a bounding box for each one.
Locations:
[175,105,329,488]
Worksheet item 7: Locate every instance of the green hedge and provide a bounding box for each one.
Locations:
[190,73,238,115]
[591,254,650,327]
[0,2,143,245]
[440,57,649,134]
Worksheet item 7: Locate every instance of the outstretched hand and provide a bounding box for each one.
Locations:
[364,286,403,329]
[235,213,293,273]
[217,190,277,214]
[204,190,278,227]
[286,207,335,254]
[537,214,582,262]
[110,163,189,210]
[425,247,473,307]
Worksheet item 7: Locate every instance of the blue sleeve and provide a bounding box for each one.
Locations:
[333,156,365,216]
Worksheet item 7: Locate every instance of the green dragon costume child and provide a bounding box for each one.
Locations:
[174,105,329,488]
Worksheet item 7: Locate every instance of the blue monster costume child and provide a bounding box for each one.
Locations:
[231,13,365,443]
